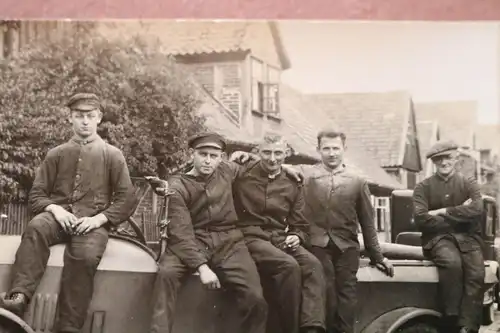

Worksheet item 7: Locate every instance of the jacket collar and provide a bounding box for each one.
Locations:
[71,133,101,145]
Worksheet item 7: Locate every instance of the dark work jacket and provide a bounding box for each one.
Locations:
[413,171,483,252]
[29,134,138,225]
[232,161,309,244]
[298,163,384,263]
[166,161,244,269]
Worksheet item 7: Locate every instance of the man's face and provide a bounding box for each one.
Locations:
[68,109,102,138]
[257,141,288,174]
[317,136,345,169]
[432,152,457,176]
[191,147,223,176]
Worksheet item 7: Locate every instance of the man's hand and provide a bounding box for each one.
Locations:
[282,164,304,183]
[284,235,301,251]
[145,176,169,196]
[72,214,108,235]
[197,264,221,290]
[428,208,447,216]
[46,204,77,233]
[374,257,395,277]
[463,198,472,205]
[229,151,259,164]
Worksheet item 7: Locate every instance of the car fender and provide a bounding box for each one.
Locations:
[360,307,441,333]
[0,308,36,333]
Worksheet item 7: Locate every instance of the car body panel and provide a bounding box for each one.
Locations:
[1,235,497,333]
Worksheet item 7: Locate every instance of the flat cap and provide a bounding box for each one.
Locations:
[66,93,101,111]
[188,132,226,151]
[426,140,459,159]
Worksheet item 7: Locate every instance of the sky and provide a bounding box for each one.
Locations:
[279,21,500,124]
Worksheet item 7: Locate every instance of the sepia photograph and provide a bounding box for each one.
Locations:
[0,19,499,333]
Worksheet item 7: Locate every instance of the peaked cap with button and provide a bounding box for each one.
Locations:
[188,132,226,151]
[426,140,459,159]
[66,93,102,111]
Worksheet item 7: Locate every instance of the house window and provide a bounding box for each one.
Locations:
[251,57,281,116]
[359,196,391,233]
[251,58,264,112]
[371,196,390,232]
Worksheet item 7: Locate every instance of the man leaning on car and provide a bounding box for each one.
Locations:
[413,140,485,333]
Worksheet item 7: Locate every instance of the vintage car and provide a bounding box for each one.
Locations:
[0,189,498,333]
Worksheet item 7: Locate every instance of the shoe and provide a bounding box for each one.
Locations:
[301,327,325,333]
[440,315,459,332]
[459,327,478,333]
[0,293,28,317]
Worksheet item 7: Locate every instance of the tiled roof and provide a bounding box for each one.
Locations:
[196,87,255,144]
[308,91,412,168]
[279,85,404,190]
[97,20,291,69]
[414,101,477,148]
[416,120,438,175]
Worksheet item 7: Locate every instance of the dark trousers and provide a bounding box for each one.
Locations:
[9,212,109,333]
[245,237,326,333]
[310,243,359,333]
[425,237,485,331]
[150,230,268,333]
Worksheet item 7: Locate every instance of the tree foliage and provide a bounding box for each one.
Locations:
[0,24,206,203]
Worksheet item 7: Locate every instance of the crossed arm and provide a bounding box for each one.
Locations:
[413,179,483,233]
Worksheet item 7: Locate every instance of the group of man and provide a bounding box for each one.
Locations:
[148,124,396,333]
[0,92,487,333]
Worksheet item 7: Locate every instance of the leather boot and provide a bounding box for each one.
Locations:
[0,293,28,317]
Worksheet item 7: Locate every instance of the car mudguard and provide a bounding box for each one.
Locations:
[360,307,441,333]
[0,308,35,333]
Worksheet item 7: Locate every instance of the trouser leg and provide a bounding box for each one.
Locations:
[56,226,109,333]
[458,247,485,331]
[150,251,189,333]
[215,240,268,333]
[10,212,67,299]
[426,238,464,318]
[332,247,359,333]
[245,237,302,333]
[291,246,326,330]
[309,246,336,333]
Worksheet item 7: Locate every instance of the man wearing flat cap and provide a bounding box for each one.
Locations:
[149,131,268,333]
[0,92,138,333]
[413,140,484,333]
[148,131,304,333]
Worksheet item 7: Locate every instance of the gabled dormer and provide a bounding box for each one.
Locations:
[96,21,291,137]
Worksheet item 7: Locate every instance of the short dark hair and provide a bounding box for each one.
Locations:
[317,129,346,147]
[259,132,288,146]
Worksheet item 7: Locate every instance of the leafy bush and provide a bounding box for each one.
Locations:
[0,23,206,203]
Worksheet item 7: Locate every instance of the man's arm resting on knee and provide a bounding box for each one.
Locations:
[44,204,77,232]
[164,189,208,270]
[286,186,309,247]
[72,214,109,235]
[100,150,139,226]
[196,263,221,289]
[29,149,59,215]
